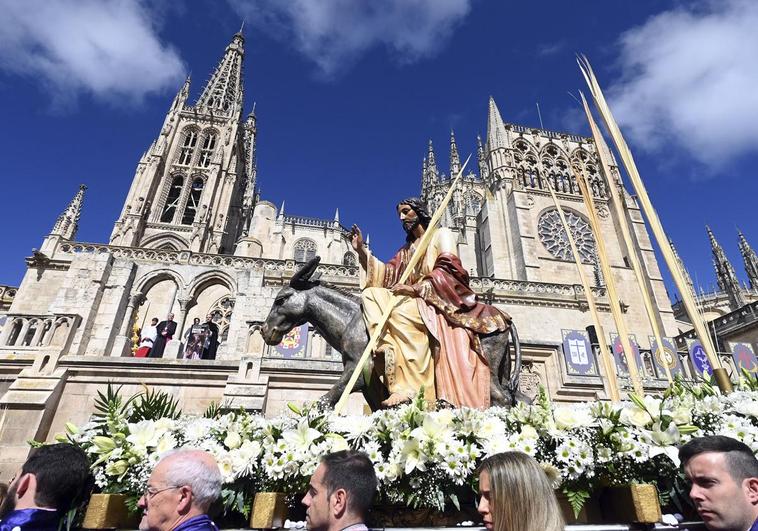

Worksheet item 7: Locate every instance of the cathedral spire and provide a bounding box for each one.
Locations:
[426,140,438,181]
[171,74,191,111]
[51,184,86,240]
[449,130,461,177]
[707,225,746,309]
[486,96,507,150]
[738,229,758,289]
[669,237,695,300]
[476,134,488,179]
[196,32,245,116]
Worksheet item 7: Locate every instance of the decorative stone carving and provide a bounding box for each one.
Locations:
[538,208,597,263]
[518,361,541,401]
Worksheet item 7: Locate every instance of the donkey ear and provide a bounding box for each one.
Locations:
[290,256,321,286]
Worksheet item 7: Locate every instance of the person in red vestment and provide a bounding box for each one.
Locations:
[351,197,510,408]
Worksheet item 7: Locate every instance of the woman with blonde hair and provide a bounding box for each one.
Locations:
[477,451,564,531]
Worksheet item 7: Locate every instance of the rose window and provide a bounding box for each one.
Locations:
[538,209,596,263]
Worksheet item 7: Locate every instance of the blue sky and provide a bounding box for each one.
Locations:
[0,0,756,300]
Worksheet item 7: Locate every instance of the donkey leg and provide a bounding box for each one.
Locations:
[319,363,358,408]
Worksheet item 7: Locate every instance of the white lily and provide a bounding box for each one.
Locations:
[282,419,322,450]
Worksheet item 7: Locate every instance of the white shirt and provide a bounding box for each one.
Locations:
[140,324,158,347]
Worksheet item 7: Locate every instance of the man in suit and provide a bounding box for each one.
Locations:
[202,314,219,360]
[151,313,177,358]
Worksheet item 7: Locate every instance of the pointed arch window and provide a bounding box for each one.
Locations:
[178,129,198,166]
[466,193,482,216]
[181,178,204,225]
[294,239,317,262]
[160,176,184,223]
[343,252,357,267]
[198,132,217,168]
[209,296,235,344]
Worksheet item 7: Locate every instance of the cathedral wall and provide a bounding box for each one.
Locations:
[84,259,136,357]
[9,267,69,315]
[484,189,519,279]
[271,222,351,264]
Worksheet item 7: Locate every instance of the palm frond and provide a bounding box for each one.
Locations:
[129,387,181,421]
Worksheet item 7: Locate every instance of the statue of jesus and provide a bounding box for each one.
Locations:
[351,197,510,408]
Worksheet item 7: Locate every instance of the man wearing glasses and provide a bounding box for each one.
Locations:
[138,449,221,531]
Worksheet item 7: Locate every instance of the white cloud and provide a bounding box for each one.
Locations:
[228,0,473,78]
[607,0,758,169]
[0,0,186,108]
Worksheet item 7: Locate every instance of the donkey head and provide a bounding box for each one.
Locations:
[261,257,321,345]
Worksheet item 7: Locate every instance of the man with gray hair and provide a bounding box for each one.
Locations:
[137,449,222,531]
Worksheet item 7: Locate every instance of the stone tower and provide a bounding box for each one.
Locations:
[109,32,257,254]
[707,226,746,309]
[419,96,676,339]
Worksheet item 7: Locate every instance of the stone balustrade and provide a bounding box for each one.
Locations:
[0,313,78,350]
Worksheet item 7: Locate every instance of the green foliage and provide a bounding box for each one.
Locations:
[125,494,141,515]
[221,488,250,517]
[562,486,590,519]
[739,368,758,391]
[204,401,222,419]
[91,383,182,429]
[129,387,181,422]
[92,383,138,432]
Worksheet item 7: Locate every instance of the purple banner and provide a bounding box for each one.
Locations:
[730,342,758,374]
[561,329,598,376]
[687,339,713,377]
[649,336,684,379]
[274,323,309,358]
[610,333,643,377]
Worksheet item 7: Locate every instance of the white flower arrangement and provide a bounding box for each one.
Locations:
[56,379,758,518]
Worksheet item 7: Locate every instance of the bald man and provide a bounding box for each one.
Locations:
[137,449,222,531]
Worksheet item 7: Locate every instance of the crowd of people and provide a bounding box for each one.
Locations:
[0,435,756,530]
[135,313,219,360]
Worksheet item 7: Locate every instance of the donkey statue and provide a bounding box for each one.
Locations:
[261,257,525,410]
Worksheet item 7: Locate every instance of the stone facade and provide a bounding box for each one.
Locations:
[0,31,745,478]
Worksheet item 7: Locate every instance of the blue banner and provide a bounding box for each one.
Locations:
[687,339,713,377]
[649,336,684,379]
[561,329,598,376]
[274,323,309,358]
[730,342,758,373]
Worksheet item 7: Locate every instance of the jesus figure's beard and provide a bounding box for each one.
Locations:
[402,218,420,234]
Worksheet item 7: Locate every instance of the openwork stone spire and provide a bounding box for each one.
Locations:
[449,130,461,177]
[669,237,695,300]
[51,184,86,240]
[486,96,507,150]
[738,229,758,289]
[476,134,489,180]
[426,140,438,180]
[707,226,746,309]
[197,32,245,115]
